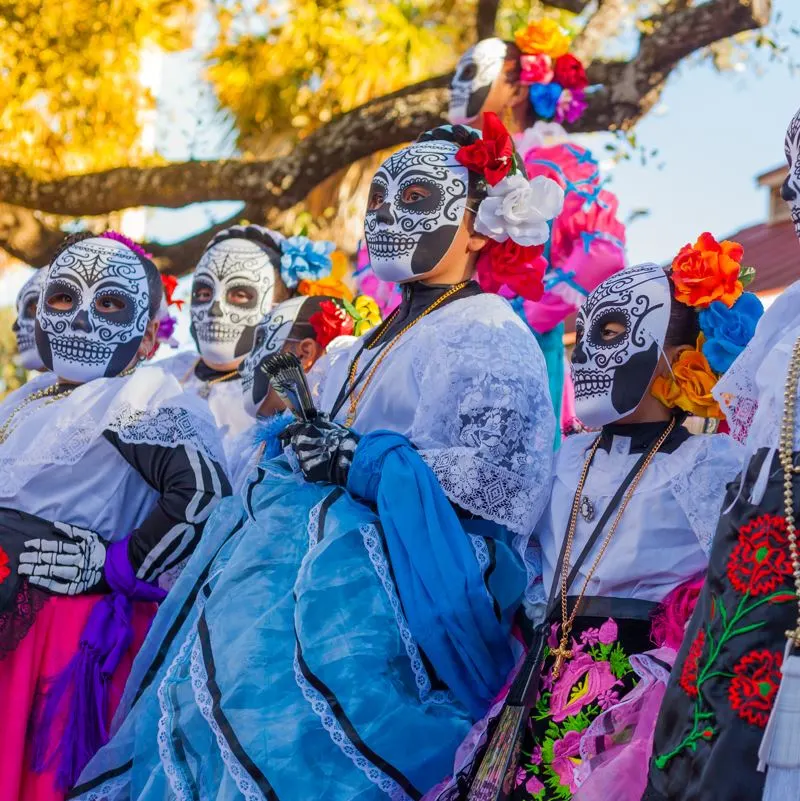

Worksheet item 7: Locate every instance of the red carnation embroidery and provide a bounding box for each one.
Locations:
[727,514,793,597]
[729,649,782,728]
[0,545,9,585]
[679,629,705,698]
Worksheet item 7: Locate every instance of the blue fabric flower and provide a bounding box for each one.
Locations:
[279,236,334,288]
[699,292,764,373]
[529,82,563,120]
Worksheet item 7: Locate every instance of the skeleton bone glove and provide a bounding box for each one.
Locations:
[19,521,107,595]
[285,417,358,486]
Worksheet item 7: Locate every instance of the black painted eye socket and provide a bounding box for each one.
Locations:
[45,281,78,313]
[458,63,477,82]
[227,285,257,309]
[95,291,135,325]
[367,182,387,212]
[23,299,37,319]
[192,281,214,304]
[397,180,442,214]
[253,327,266,349]
[589,310,629,347]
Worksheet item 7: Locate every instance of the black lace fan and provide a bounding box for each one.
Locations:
[263,352,318,422]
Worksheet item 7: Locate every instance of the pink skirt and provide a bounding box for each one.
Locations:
[0,594,155,801]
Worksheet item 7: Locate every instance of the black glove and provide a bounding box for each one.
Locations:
[283,415,358,486]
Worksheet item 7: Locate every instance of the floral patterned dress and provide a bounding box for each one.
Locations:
[513,612,653,800]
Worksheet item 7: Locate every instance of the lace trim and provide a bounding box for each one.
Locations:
[70,773,131,801]
[156,623,199,801]
[108,402,225,467]
[359,523,452,706]
[0,581,48,660]
[307,497,324,550]
[468,534,490,573]
[292,648,413,801]
[189,635,267,801]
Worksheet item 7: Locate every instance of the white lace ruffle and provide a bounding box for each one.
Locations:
[0,367,224,497]
[292,648,413,801]
[668,434,744,555]
[70,774,131,801]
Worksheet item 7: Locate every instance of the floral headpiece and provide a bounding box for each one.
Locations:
[297,250,354,301]
[153,274,183,353]
[651,232,763,419]
[514,19,588,125]
[309,295,382,349]
[279,235,335,290]
[456,112,564,301]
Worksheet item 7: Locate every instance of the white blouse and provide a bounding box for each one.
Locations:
[534,429,744,610]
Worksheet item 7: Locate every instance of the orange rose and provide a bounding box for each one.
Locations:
[514,19,570,59]
[670,232,744,309]
[297,250,354,300]
[651,336,723,418]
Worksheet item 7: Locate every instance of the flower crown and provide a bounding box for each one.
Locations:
[309,295,382,349]
[279,235,335,290]
[514,19,588,125]
[455,112,564,301]
[651,232,764,419]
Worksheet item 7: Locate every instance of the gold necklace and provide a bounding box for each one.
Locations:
[182,358,239,399]
[551,417,677,678]
[779,336,800,647]
[344,282,469,427]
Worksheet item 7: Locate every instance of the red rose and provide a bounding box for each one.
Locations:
[679,629,705,698]
[727,514,793,597]
[456,112,514,186]
[309,299,354,349]
[553,54,588,90]
[729,649,782,728]
[0,545,9,585]
[477,240,546,301]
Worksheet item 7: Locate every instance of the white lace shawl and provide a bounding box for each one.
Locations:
[0,367,225,498]
[713,280,800,450]
[314,294,557,540]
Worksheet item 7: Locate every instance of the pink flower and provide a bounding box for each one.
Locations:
[520,53,554,85]
[555,88,588,124]
[597,688,620,710]
[551,730,583,791]
[531,745,542,765]
[547,622,560,649]
[598,618,618,645]
[580,627,601,646]
[525,774,545,796]
[549,652,621,722]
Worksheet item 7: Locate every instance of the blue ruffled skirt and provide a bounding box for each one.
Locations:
[71,453,526,801]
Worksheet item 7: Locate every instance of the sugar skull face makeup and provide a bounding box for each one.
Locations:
[365,140,469,283]
[35,237,151,383]
[782,107,800,240]
[190,237,278,366]
[13,268,47,371]
[572,263,671,428]
[240,296,307,417]
[449,38,508,125]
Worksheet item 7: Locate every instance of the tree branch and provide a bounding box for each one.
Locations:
[542,0,593,11]
[0,205,64,268]
[475,0,501,40]
[571,0,628,63]
[0,0,771,223]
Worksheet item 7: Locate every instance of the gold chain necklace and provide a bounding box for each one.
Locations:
[0,363,138,446]
[182,358,239,399]
[344,281,469,427]
[779,336,800,647]
[551,417,677,678]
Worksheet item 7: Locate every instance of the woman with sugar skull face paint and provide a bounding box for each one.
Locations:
[12,268,47,372]
[0,232,231,801]
[158,224,336,469]
[644,106,800,801]
[72,118,561,801]
[428,256,758,801]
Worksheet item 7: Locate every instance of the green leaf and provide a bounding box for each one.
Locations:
[341,297,360,319]
[739,265,756,287]
[610,643,632,679]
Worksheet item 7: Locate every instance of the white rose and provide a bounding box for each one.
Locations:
[475,173,564,247]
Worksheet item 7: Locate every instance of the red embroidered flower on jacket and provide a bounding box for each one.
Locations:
[679,629,705,698]
[455,112,514,186]
[727,514,793,596]
[0,545,10,585]
[729,649,782,728]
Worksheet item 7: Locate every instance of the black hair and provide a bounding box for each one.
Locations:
[202,224,292,302]
[49,231,163,321]
[664,273,701,347]
[416,124,527,209]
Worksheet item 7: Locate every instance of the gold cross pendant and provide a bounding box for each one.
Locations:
[550,635,573,679]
